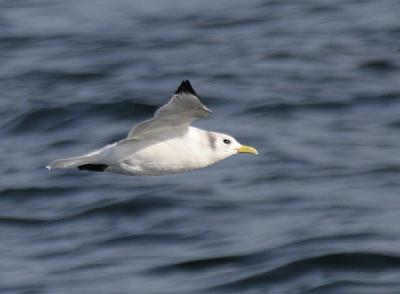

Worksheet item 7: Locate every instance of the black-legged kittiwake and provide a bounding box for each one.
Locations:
[47,80,258,176]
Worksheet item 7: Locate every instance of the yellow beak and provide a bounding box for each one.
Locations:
[236,145,259,155]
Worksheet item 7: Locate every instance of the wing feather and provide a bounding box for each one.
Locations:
[127,80,211,139]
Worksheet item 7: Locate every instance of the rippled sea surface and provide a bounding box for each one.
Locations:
[1,0,400,293]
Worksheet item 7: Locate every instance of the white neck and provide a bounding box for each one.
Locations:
[186,127,226,168]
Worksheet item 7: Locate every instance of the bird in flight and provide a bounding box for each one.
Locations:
[47,80,258,176]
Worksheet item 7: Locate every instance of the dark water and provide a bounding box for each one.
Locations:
[1,0,400,293]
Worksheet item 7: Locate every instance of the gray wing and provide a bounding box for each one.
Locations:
[127,80,211,139]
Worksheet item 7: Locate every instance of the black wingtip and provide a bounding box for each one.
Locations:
[78,164,108,172]
[175,80,198,96]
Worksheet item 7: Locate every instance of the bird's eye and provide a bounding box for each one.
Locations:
[223,139,231,144]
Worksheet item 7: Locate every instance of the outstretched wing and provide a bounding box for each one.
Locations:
[127,80,211,140]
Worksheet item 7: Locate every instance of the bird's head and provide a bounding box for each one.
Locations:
[205,132,258,162]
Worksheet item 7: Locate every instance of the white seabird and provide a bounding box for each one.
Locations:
[47,80,258,176]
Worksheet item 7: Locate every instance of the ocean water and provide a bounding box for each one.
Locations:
[1,0,400,293]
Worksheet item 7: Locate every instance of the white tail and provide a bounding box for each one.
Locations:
[47,145,112,170]
[47,155,94,170]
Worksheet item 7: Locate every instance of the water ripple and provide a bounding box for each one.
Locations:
[4,101,156,134]
[245,91,400,115]
[210,252,400,292]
